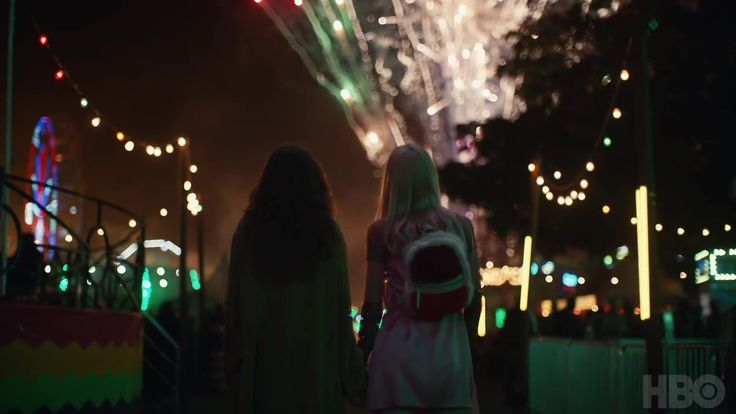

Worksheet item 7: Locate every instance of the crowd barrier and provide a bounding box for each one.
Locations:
[529,337,732,414]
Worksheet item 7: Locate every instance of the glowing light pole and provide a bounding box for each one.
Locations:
[635,186,651,320]
[519,235,533,311]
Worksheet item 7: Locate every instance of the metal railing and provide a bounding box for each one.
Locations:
[1,170,185,412]
[528,337,732,414]
[1,171,145,310]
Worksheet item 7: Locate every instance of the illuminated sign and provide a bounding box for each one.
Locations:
[694,248,736,284]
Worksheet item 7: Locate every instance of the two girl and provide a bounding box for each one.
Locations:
[227,144,480,413]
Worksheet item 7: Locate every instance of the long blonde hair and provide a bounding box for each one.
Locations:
[377,144,452,251]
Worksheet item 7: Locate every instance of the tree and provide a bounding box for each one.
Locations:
[440,0,736,288]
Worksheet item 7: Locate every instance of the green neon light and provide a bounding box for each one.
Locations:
[59,277,68,292]
[495,308,507,329]
[189,269,201,291]
[141,268,151,311]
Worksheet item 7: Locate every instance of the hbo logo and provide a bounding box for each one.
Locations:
[643,374,725,409]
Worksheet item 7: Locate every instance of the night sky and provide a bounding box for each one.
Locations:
[1,0,380,302]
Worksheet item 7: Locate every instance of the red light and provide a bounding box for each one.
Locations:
[54,70,65,80]
[39,34,48,46]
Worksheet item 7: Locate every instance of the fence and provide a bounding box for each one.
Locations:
[529,337,732,414]
[1,171,181,412]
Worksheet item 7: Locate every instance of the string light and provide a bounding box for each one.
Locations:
[160,208,168,217]
[536,176,544,186]
[340,88,351,101]
[528,163,536,172]
[189,165,198,174]
[620,69,630,81]
[333,20,344,32]
[603,136,612,147]
[611,277,619,285]
[702,228,710,237]
[35,23,203,214]
[585,162,595,172]
[97,228,105,236]
[183,181,192,191]
[612,108,622,119]
[655,223,663,232]
[187,193,197,202]
[557,196,565,205]
[159,279,168,288]
[677,227,685,236]
[570,190,578,199]
[128,219,137,228]
[578,192,586,201]
[602,205,610,214]
[294,0,303,6]
[553,171,562,180]
[545,192,554,201]
[725,224,732,232]
[542,185,549,194]
[679,272,687,279]
[564,196,573,206]
[64,234,73,242]
[545,275,553,283]
[580,179,589,189]
[630,217,638,225]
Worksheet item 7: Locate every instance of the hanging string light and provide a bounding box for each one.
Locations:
[528,40,634,208]
[32,22,203,211]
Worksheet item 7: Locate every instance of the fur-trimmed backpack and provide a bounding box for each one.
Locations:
[402,229,474,320]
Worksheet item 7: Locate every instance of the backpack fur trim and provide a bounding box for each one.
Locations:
[403,231,474,308]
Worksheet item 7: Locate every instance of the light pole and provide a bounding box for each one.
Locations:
[177,142,189,413]
[197,208,205,330]
[1,0,17,295]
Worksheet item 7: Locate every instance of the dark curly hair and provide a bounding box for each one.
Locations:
[241,145,336,281]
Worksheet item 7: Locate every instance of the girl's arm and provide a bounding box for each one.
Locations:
[358,223,386,363]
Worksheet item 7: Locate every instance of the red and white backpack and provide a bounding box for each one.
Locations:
[402,229,473,320]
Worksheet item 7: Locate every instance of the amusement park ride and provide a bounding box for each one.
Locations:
[24,117,60,258]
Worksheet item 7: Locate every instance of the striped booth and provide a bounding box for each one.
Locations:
[0,303,143,413]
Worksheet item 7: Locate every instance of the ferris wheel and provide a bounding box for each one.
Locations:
[24,117,60,257]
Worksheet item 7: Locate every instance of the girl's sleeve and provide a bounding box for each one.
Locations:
[335,226,368,402]
[225,228,258,413]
